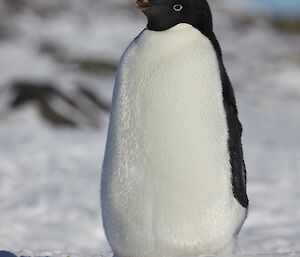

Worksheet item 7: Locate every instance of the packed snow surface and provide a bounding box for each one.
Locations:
[0,0,300,256]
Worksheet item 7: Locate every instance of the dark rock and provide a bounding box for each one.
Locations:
[78,87,110,112]
[0,250,17,257]
[271,19,300,33]
[7,80,110,128]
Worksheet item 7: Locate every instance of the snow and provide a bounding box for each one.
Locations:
[0,0,300,256]
[12,253,300,257]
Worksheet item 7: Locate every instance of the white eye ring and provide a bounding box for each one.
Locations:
[173,4,183,12]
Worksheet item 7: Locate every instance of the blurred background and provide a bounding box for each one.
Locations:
[0,0,299,255]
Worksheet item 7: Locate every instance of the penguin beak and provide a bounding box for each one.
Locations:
[136,0,150,11]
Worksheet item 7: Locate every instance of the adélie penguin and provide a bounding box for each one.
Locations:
[101,0,249,256]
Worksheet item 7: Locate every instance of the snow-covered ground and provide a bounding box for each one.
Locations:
[0,0,300,256]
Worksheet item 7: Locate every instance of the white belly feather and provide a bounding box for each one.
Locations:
[101,23,246,257]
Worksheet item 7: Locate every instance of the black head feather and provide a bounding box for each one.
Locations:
[140,0,213,34]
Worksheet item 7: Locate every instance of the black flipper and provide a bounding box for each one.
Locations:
[207,32,249,208]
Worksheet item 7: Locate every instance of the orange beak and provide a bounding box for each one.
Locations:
[136,0,150,11]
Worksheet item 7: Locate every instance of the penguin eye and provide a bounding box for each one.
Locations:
[173,4,183,12]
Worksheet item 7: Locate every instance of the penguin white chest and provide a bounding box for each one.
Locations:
[102,24,246,257]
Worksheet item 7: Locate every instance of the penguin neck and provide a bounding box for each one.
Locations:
[140,23,210,56]
[145,21,223,69]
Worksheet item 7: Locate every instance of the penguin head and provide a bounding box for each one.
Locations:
[136,0,213,34]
